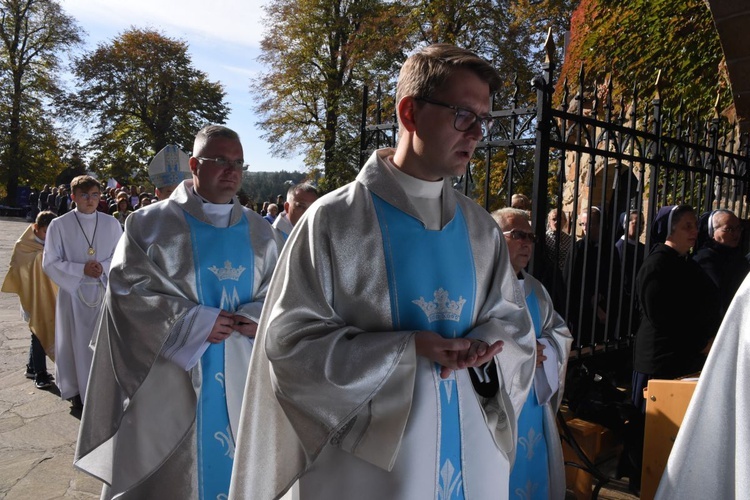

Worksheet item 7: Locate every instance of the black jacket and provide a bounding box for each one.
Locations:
[693,239,750,317]
[633,244,720,377]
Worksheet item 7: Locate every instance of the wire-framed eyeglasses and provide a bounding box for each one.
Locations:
[503,229,537,243]
[194,157,248,171]
[77,192,101,201]
[416,97,494,135]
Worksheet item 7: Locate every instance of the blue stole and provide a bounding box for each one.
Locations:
[185,212,254,500]
[372,194,475,500]
[509,287,550,500]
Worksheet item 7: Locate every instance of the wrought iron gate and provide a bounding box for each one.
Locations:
[360,35,749,358]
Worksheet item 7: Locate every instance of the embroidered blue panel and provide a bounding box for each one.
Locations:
[509,288,550,500]
[185,213,254,500]
[372,194,476,500]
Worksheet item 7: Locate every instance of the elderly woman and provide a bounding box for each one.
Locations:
[632,205,720,412]
[492,208,573,500]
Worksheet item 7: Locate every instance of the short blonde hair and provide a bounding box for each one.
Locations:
[396,44,500,105]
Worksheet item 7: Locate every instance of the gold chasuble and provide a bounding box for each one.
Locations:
[2,225,58,359]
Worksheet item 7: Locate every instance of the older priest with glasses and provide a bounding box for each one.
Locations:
[75,125,280,499]
[493,208,572,500]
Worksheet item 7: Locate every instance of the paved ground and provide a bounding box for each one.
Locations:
[0,217,101,499]
[0,214,638,499]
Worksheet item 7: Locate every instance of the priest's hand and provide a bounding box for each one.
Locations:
[415,331,503,379]
[454,339,503,379]
[232,314,258,338]
[83,260,103,279]
[207,310,235,344]
[536,341,547,368]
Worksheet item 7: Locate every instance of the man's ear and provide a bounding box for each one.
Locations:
[188,157,199,175]
[397,96,419,133]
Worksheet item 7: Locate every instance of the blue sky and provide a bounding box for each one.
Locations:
[60,0,305,173]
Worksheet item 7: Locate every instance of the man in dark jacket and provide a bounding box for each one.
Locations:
[564,207,620,345]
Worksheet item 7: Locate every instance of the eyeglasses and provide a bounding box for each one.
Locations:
[195,157,248,171]
[78,192,101,201]
[719,225,743,233]
[503,229,537,243]
[416,97,494,135]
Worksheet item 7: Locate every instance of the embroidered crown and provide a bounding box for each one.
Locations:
[412,288,466,323]
[209,261,246,282]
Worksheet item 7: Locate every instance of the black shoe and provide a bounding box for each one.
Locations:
[24,364,35,379]
[34,372,54,389]
[68,395,83,410]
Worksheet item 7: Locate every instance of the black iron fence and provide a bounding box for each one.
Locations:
[360,36,750,360]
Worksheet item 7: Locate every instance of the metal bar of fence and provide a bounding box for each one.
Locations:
[359,38,750,356]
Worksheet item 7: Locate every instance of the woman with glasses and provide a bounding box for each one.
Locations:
[693,209,749,318]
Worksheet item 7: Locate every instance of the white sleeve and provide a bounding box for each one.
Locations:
[42,219,86,294]
[534,337,560,405]
[162,305,221,370]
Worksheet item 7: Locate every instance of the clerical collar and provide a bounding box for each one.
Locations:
[192,187,233,228]
[192,188,233,205]
[385,156,443,199]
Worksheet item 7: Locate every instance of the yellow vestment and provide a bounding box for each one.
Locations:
[2,224,58,359]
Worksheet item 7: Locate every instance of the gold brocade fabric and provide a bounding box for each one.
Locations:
[1,225,57,360]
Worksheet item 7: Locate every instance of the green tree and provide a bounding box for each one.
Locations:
[254,0,407,192]
[255,0,576,192]
[404,0,575,106]
[0,0,82,204]
[401,0,575,206]
[557,0,727,116]
[66,28,230,184]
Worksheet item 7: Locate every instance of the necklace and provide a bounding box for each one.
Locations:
[73,211,98,256]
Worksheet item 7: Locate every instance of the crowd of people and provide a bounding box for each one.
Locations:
[30,183,157,225]
[1,42,747,500]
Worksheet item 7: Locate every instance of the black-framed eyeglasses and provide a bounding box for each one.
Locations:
[194,157,248,171]
[503,229,537,243]
[416,97,494,135]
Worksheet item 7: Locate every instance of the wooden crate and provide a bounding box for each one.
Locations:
[640,378,698,500]
[559,416,618,499]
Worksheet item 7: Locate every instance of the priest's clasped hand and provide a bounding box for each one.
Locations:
[232,314,258,338]
[414,330,504,379]
[207,310,259,343]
